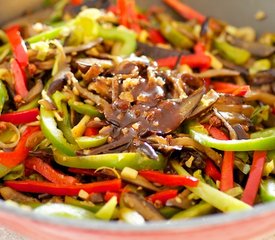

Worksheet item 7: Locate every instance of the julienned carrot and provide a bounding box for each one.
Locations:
[203,124,234,191]
[157,54,211,69]
[220,151,234,192]
[212,82,250,97]
[205,159,221,181]
[163,0,206,24]
[25,157,79,185]
[139,170,199,187]
[147,189,178,204]
[242,151,267,205]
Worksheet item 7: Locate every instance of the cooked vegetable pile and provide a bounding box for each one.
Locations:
[1,0,275,223]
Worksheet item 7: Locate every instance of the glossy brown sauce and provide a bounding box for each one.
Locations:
[104,60,205,136]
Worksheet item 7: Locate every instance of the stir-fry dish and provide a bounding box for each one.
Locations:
[1,0,275,223]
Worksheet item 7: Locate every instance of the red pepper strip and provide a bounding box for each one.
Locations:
[0,108,39,125]
[107,5,118,14]
[193,42,211,86]
[203,124,228,140]
[147,189,178,205]
[148,28,166,44]
[241,151,266,205]
[70,0,83,6]
[84,127,99,137]
[117,0,129,27]
[231,86,250,97]
[5,25,28,69]
[117,0,140,33]
[220,151,234,192]
[0,126,40,168]
[203,124,234,191]
[212,82,250,97]
[163,0,206,24]
[137,13,148,21]
[68,168,97,176]
[10,59,28,98]
[104,191,120,202]
[194,42,206,54]
[205,159,221,181]
[157,54,211,70]
[139,170,198,187]
[25,157,79,185]
[5,179,122,196]
[127,0,141,33]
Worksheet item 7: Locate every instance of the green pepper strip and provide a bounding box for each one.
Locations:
[58,102,77,144]
[40,107,77,156]
[52,92,76,144]
[3,164,24,180]
[51,90,66,111]
[68,100,103,118]
[0,80,8,114]
[268,150,275,166]
[250,127,275,139]
[17,96,40,111]
[189,123,275,151]
[75,135,107,149]
[98,25,136,56]
[53,150,166,171]
[0,164,11,178]
[214,40,251,65]
[160,21,193,49]
[171,161,251,212]
[249,59,271,75]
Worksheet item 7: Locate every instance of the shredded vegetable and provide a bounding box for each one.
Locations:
[0,0,275,223]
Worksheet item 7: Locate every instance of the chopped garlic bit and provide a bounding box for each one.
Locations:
[121,167,138,180]
[185,156,195,168]
[78,189,89,200]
